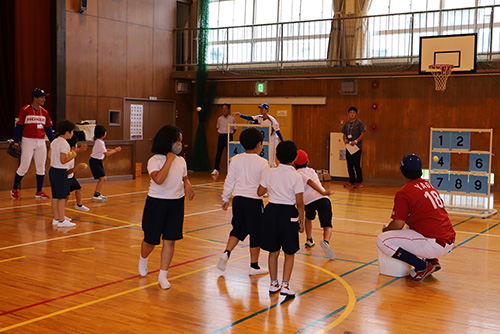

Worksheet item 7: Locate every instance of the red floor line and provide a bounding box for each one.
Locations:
[0,252,217,317]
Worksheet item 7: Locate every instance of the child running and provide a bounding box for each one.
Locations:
[257,140,305,296]
[89,125,121,201]
[67,135,90,212]
[217,127,270,275]
[138,125,195,289]
[294,149,335,260]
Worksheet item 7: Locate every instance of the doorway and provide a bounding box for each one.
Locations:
[123,99,176,174]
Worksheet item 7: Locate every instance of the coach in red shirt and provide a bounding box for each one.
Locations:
[377,154,456,282]
[11,88,55,200]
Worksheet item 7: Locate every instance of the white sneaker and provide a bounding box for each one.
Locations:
[211,169,219,175]
[280,284,296,296]
[249,267,269,276]
[65,216,72,221]
[138,260,148,277]
[92,195,107,202]
[269,280,281,294]
[159,277,171,290]
[57,219,76,227]
[320,241,336,260]
[75,204,90,212]
[217,252,229,271]
[52,219,59,226]
[305,239,316,248]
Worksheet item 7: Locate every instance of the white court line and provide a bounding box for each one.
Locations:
[0,181,224,212]
[0,207,226,251]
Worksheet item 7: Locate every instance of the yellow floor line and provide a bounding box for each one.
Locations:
[0,256,26,263]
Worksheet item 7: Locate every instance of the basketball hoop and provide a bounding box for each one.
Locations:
[429,64,454,91]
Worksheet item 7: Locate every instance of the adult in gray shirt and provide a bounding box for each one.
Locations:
[341,106,365,189]
[211,104,237,175]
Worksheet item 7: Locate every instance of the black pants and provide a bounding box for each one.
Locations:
[214,133,233,170]
[346,150,362,184]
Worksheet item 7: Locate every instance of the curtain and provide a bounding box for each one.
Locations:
[352,0,374,63]
[327,0,346,66]
[0,0,15,139]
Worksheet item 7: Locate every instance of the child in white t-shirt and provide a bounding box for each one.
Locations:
[217,127,270,275]
[66,135,89,212]
[89,125,121,201]
[138,125,195,290]
[257,140,305,297]
[49,120,77,228]
[294,149,335,260]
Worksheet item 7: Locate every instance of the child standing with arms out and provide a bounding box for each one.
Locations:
[50,120,77,228]
[138,125,195,289]
[89,125,121,201]
[217,128,270,275]
[67,135,90,212]
[257,141,305,296]
[294,149,335,260]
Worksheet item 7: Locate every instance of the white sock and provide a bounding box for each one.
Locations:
[159,269,168,280]
[139,255,148,263]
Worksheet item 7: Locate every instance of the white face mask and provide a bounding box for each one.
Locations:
[171,143,182,155]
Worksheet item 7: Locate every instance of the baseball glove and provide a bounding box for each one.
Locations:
[7,142,21,158]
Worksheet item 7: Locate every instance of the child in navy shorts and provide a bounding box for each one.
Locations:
[257,141,305,297]
[138,125,195,290]
[49,120,77,228]
[294,149,335,260]
[217,128,270,276]
[89,125,121,202]
[67,135,90,212]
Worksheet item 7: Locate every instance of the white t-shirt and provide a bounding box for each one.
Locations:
[67,159,75,178]
[222,152,270,202]
[50,137,71,169]
[297,167,328,205]
[91,139,107,160]
[260,164,304,205]
[147,155,187,199]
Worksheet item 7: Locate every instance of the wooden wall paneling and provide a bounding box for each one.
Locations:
[127,25,153,98]
[65,95,98,126]
[65,0,98,16]
[98,97,124,140]
[97,0,127,22]
[153,29,173,99]
[98,18,127,97]
[127,0,154,27]
[174,94,194,159]
[65,12,98,96]
[154,0,175,31]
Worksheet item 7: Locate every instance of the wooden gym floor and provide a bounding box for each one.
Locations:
[1,173,499,333]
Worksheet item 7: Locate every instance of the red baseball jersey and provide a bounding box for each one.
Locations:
[391,178,456,243]
[17,104,53,139]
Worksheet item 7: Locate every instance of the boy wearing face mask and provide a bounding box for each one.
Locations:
[138,125,195,290]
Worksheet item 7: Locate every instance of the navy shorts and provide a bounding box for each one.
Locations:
[142,196,184,245]
[305,198,333,228]
[68,176,82,192]
[229,196,264,248]
[261,203,300,255]
[49,167,70,199]
[89,157,105,179]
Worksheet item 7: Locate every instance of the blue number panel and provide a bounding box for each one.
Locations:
[469,153,490,173]
[468,175,489,195]
[450,131,471,151]
[449,174,469,194]
[228,143,244,160]
[432,131,451,149]
[431,152,450,171]
[242,126,270,142]
[430,173,450,192]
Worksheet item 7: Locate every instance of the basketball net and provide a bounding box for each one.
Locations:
[429,64,454,91]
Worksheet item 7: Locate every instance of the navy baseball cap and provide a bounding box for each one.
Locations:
[258,103,269,110]
[32,88,49,98]
[400,154,422,171]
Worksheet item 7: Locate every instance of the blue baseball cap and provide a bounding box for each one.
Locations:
[32,88,49,98]
[258,103,269,110]
[400,154,422,172]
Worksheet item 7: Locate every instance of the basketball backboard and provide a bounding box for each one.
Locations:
[419,33,477,74]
